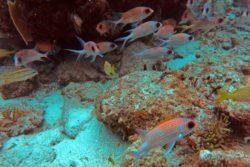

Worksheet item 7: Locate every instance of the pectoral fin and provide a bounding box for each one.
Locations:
[164,141,176,158]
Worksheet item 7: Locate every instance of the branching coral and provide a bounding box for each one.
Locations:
[194,110,231,150]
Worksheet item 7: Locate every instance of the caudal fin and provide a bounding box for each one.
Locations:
[217,89,229,104]
[115,35,131,51]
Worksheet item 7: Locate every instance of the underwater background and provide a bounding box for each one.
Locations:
[0,0,250,166]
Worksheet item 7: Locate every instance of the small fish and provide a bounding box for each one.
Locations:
[115,21,162,50]
[133,47,173,59]
[202,0,214,21]
[154,24,174,40]
[161,33,193,49]
[108,156,115,167]
[104,61,118,78]
[71,13,83,34]
[96,20,114,36]
[13,49,48,67]
[0,49,15,59]
[0,67,38,86]
[217,86,250,103]
[112,7,154,28]
[97,42,118,54]
[66,36,103,62]
[130,118,197,163]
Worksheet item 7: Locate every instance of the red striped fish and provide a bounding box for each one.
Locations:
[130,118,197,159]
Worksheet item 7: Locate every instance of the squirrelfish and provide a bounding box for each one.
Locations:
[13,49,48,67]
[133,47,173,59]
[66,36,103,62]
[112,7,154,28]
[97,42,118,54]
[130,118,197,160]
[217,86,250,103]
[71,13,83,34]
[161,33,193,49]
[96,20,114,36]
[115,21,162,50]
[154,24,174,40]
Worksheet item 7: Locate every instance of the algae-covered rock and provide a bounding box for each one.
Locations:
[122,139,167,167]
[0,106,44,147]
[223,102,250,137]
[95,71,207,140]
[0,78,38,99]
[56,58,106,85]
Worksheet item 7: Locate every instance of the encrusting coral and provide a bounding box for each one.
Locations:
[0,106,43,148]
[95,71,208,140]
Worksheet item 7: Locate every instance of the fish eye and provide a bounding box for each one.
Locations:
[110,44,116,48]
[217,18,224,23]
[167,50,173,54]
[205,7,209,13]
[18,57,22,62]
[144,8,151,14]
[98,24,103,29]
[91,46,95,51]
[187,121,195,129]
[156,23,161,28]
[188,36,193,41]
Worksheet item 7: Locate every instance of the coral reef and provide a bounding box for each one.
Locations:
[95,71,208,140]
[122,139,167,167]
[56,58,106,85]
[198,149,250,166]
[223,102,250,137]
[0,0,187,45]
[0,106,43,147]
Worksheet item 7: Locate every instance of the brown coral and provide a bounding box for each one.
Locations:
[194,110,231,150]
[0,106,43,146]
[95,71,208,140]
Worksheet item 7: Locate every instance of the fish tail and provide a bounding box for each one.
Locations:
[65,49,85,55]
[217,89,229,104]
[115,35,131,51]
[75,35,85,46]
[160,39,169,47]
[111,19,122,28]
